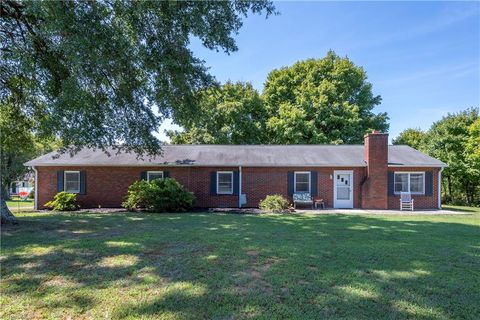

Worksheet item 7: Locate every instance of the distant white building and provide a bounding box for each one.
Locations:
[9,172,34,196]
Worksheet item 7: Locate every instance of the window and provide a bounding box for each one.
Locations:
[217,171,233,194]
[294,172,311,193]
[64,171,80,193]
[147,171,164,182]
[394,172,425,194]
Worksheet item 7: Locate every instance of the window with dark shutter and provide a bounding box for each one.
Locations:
[64,171,80,193]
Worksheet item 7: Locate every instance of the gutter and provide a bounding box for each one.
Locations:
[32,166,38,210]
[238,166,242,208]
[24,163,369,168]
[438,167,444,209]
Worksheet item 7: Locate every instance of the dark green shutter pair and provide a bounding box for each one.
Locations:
[387,171,433,196]
[287,171,318,197]
[57,171,86,194]
[210,171,239,195]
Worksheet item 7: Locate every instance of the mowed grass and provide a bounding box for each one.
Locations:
[1,209,479,319]
[6,197,34,211]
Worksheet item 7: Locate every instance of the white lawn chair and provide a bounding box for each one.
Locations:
[400,192,414,211]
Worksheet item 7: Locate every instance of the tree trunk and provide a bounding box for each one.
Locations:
[1,183,17,224]
[447,175,453,201]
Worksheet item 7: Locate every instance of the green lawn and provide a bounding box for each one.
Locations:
[1,209,479,319]
[6,197,34,211]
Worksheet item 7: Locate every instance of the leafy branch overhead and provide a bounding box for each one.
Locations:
[1,0,276,155]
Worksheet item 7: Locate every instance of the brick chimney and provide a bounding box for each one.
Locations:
[361,130,389,209]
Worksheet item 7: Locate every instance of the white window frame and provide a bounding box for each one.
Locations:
[217,171,234,195]
[64,171,80,194]
[394,172,425,195]
[147,171,164,182]
[294,171,311,194]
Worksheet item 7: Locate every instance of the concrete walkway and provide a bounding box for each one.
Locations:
[294,208,471,215]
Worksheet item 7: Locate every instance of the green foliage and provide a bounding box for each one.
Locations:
[399,108,479,205]
[44,192,79,211]
[0,103,36,205]
[1,0,275,155]
[168,82,268,144]
[263,51,389,144]
[122,178,195,212]
[466,119,480,178]
[170,51,389,145]
[392,128,426,150]
[28,188,34,199]
[259,194,290,213]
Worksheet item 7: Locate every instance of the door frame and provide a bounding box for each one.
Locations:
[333,170,354,208]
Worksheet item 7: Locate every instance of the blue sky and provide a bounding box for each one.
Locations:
[159,1,480,142]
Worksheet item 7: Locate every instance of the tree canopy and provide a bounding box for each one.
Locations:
[171,51,389,145]
[1,0,275,223]
[167,82,268,144]
[263,51,389,144]
[1,0,275,155]
[392,128,426,150]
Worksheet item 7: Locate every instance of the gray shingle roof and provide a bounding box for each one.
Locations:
[24,145,446,167]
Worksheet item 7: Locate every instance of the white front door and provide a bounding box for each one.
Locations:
[334,170,354,208]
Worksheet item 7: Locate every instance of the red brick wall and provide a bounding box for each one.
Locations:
[387,167,440,209]
[36,165,440,210]
[362,132,389,209]
[36,166,240,209]
[37,166,366,209]
[242,167,365,208]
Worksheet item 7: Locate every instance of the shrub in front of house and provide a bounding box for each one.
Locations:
[45,191,79,211]
[259,194,290,213]
[122,178,196,212]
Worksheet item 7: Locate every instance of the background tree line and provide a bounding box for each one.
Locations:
[393,108,479,206]
[167,51,389,145]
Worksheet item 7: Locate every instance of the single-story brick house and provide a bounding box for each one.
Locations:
[25,132,446,210]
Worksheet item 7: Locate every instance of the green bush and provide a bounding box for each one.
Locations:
[44,191,79,211]
[122,178,195,212]
[259,194,290,213]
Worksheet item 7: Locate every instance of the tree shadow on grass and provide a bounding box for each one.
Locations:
[1,212,479,319]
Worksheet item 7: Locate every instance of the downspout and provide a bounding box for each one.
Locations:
[33,166,38,210]
[238,166,242,208]
[438,167,444,209]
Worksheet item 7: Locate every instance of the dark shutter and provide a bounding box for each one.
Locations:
[425,171,433,196]
[140,171,147,181]
[311,171,318,197]
[163,171,170,178]
[388,172,395,196]
[210,172,217,195]
[79,171,86,195]
[57,171,64,192]
[233,171,239,195]
[287,171,294,196]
